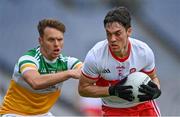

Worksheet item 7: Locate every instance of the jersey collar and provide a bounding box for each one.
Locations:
[43,56,57,64]
[109,40,131,62]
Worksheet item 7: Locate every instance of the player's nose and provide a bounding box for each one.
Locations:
[110,34,117,42]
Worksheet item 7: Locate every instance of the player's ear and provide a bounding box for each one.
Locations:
[127,27,132,37]
[39,37,42,45]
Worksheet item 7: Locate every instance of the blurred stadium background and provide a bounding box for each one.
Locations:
[0,0,180,116]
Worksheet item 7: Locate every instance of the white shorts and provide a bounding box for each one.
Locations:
[1,112,54,117]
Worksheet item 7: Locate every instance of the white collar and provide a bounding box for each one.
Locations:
[43,56,57,64]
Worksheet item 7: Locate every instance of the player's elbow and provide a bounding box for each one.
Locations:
[27,79,44,90]
[31,84,42,90]
[78,85,87,97]
[30,82,42,90]
[78,86,84,96]
[78,91,86,97]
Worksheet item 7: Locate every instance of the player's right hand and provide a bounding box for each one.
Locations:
[69,68,81,79]
[108,77,134,101]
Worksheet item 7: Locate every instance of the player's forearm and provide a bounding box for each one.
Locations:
[78,85,109,97]
[147,71,160,89]
[28,70,73,90]
[152,77,160,89]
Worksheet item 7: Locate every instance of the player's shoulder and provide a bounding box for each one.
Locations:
[23,47,40,57]
[18,47,40,64]
[129,37,154,58]
[58,54,68,62]
[129,37,151,51]
[58,53,80,63]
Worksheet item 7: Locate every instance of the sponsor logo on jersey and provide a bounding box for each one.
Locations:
[102,68,111,73]
[40,68,47,73]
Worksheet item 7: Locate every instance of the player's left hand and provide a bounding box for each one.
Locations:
[138,81,161,102]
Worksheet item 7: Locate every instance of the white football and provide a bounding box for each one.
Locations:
[124,72,151,102]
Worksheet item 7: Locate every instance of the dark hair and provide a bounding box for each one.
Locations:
[104,6,131,30]
[38,19,66,37]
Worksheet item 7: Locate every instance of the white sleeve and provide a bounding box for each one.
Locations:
[18,55,39,74]
[67,57,82,70]
[82,49,99,79]
[142,45,155,72]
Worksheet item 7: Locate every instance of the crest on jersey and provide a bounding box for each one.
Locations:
[116,66,125,76]
[130,68,136,73]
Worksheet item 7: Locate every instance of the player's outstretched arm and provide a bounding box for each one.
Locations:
[22,69,81,90]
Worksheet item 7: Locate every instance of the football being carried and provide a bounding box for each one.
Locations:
[124,72,151,102]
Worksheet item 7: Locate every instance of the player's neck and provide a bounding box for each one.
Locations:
[40,48,57,62]
[114,45,129,58]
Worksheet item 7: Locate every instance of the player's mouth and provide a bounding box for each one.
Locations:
[53,49,60,55]
[110,44,119,49]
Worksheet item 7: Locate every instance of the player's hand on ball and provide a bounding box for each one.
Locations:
[138,81,161,102]
[109,77,135,101]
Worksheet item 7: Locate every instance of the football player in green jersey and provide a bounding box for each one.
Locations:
[0,19,82,117]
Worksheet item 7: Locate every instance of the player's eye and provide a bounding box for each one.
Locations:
[57,38,63,42]
[48,38,55,42]
[115,32,121,36]
[106,32,112,37]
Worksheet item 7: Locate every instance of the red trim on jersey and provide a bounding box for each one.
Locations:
[81,71,99,80]
[141,67,155,74]
[150,100,161,116]
[82,107,102,116]
[96,78,120,87]
[109,41,131,62]
[81,72,125,87]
